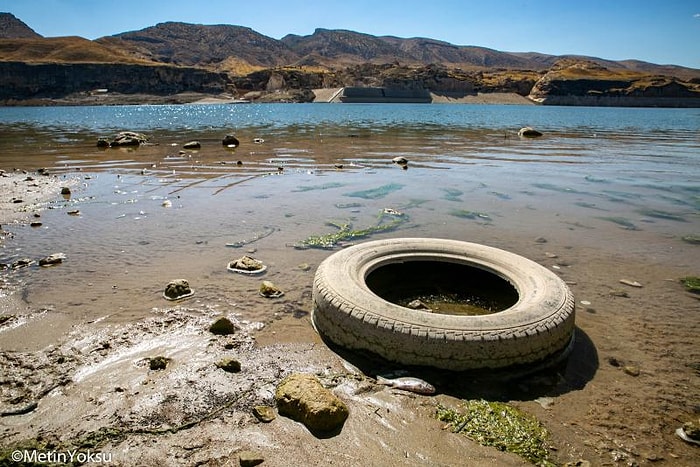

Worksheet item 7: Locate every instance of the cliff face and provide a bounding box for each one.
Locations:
[0,62,229,100]
[529,59,700,107]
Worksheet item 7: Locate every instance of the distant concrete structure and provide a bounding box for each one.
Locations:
[338,87,432,103]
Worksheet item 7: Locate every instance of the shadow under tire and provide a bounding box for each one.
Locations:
[311,238,575,371]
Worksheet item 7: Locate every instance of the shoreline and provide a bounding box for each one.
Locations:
[0,90,536,106]
[1,108,699,465]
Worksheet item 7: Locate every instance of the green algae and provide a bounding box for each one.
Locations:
[637,208,688,222]
[344,183,404,200]
[441,188,463,202]
[681,234,700,245]
[449,209,491,221]
[597,216,639,230]
[293,182,345,192]
[294,209,408,249]
[436,400,554,466]
[680,276,700,294]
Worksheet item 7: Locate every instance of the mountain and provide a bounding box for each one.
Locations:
[0,12,41,39]
[98,22,299,69]
[0,14,698,106]
[0,36,156,64]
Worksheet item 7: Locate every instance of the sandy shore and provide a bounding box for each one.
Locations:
[1,164,699,466]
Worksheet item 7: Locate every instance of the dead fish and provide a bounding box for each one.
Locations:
[376,375,436,395]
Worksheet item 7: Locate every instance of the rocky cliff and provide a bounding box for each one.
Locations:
[0,62,229,100]
[529,59,700,107]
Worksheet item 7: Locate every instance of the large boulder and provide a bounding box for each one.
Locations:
[274,373,349,434]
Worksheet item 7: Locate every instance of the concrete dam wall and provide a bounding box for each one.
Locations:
[337,87,432,103]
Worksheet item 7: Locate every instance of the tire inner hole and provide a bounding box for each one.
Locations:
[365,260,519,316]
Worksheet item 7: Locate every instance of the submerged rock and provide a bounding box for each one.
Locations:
[39,253,66,267]
[183,141,201,149]
[260,280,284,298]
[222,134,240,147]
[518,127,543,138]
[275,373,349,433]
[107,131,149,147]
[163,279,194,300]
[228,255,266,274]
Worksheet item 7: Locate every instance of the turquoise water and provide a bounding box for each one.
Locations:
[0,103,699,340]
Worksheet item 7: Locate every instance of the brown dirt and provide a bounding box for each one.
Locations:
[0,171,699,466]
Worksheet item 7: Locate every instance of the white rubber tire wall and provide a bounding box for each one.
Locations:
[311,238,575,371]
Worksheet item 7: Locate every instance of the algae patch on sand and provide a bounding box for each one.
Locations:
[294,209,408,249]
[437,400,554,466]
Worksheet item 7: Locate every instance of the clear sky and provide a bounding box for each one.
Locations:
[2,0,699,69]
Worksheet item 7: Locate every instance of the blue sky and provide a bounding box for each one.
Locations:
[2,0,699,68]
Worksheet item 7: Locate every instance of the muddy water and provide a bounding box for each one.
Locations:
[0,104,698,350]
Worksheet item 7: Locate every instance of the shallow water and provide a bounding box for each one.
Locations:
[0,103,699,345]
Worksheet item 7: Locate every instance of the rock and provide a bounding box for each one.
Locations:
[252,405,276,423]
[238,451,264,467]
[623,365,640,376]
[12,258,33,268]
[392,156,408,166]
[619,279,643,288]
[39,253,66,266]
[183,141,201,149]
[259,280,284,298]
[109,131,149,147]
[222,134,240,147]
[518,127,543,138]
[406,299,431,310]
[149,356,170,370]
[228,255,266,274]
[209,316,236,335]
[275,373,349,433]
[96,137,110,148]
[683,419,700,440]
[216,357,241,373]
[163,279,193,300]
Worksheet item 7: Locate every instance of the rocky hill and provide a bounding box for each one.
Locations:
[0,12,699,106]
[0,12,41,39]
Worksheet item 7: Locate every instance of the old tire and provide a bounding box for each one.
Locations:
[311,238,575,371]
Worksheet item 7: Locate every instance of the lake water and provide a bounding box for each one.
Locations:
[0,103,699,347]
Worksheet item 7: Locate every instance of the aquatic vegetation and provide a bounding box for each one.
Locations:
[436,400,554,466]
[293,182,345,192]
[489,191,511,200]
[681,234,700,245]
[574,201,607,211]
[449,209,491,221]
[584,175,608,183]
[442,188,463,202]
[637,208,688,222]
[597,216,639,230]
[335,202,363,209]
[532,183,580,194]
[294,209,408,249]
[680,276,700,294]
[345,183,404,200]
